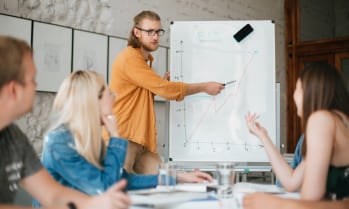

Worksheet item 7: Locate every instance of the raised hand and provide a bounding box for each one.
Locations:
[101,113,119,138]
[245,112,269,141]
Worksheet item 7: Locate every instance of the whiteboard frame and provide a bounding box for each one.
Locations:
[168,20,276,163]
[276,82,280,151]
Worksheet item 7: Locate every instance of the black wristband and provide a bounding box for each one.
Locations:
[67,202,77,209]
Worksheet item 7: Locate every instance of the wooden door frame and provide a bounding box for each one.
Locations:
[335,52,349,71]
[285,0,349,152]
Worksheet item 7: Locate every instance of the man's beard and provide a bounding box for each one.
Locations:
[139,39,159,52]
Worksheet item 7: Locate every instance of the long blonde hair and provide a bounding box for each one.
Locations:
[49,70,105,168]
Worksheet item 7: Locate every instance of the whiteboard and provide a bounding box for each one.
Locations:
[169,21,276,163]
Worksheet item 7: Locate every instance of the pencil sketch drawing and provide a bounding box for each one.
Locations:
[43,43,61,72]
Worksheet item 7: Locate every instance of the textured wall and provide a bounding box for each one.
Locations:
[0,0,115,154]
[0,0,287,154]
[1,0,113,33]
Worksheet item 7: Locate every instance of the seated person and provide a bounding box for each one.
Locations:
[34,70,212,205]
[245,63,349,200]
[0,36,129,209]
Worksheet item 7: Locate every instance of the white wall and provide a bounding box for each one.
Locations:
[0,0,287,155]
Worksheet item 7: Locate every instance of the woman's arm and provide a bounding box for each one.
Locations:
[43,134,128,195]
[243,193,349,209]
[245,112,304,191]
[301,111,335,200]
[122,171,158,190]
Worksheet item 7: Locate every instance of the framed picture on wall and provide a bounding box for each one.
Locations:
[33,22,72,92]
[0,14,32,45]
[108,37,127,84]
[152,46,168,101]
[73,30,108,81]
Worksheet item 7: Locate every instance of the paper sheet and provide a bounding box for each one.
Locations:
[233,182,285,194]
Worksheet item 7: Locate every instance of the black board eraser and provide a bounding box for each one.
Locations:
[233,24,254,42]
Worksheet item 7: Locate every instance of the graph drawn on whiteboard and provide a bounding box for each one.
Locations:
[169,21,276,163]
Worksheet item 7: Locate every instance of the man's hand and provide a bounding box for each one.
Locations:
[203,82,225,95]
[162,71,170,81]
[85,180,130,209]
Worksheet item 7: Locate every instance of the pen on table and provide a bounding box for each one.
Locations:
[132,204,155,208]
[223,80,236,86]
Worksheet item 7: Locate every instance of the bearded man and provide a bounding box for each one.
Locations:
[108,11,224,174]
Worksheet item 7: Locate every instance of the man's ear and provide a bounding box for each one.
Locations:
[4,81,18,100]
[133,27,141,38]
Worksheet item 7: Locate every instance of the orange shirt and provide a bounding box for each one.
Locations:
[109,46,187,153]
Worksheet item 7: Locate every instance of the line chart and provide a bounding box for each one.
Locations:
[169,21,276,162]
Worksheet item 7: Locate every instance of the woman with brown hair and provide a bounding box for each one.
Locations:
[245,63,349,200]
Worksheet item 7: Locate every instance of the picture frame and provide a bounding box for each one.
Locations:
[73,30,108,81]
[108,37,127,84]
[33,22,72,92]
[0,14,32,46]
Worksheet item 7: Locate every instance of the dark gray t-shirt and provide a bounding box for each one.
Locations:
[0,124,42,203]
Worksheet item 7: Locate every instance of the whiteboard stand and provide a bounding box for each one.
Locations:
[233,163,273,183]
[173,161,274,184]
[276,82,281,152]
[168,21,276,184]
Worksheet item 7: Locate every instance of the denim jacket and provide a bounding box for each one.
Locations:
[37,125,158,197]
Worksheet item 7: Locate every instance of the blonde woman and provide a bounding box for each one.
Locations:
[35,70,212,204]
[0,36,129,209]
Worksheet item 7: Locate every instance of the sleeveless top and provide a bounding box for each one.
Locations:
[326,111,349,200]
[326,165,349,200]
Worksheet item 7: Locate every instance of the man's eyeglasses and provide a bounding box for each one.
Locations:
[135,27,165,36]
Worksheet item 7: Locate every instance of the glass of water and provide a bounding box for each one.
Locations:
[216,162,235,198]
[158,162,177,190]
